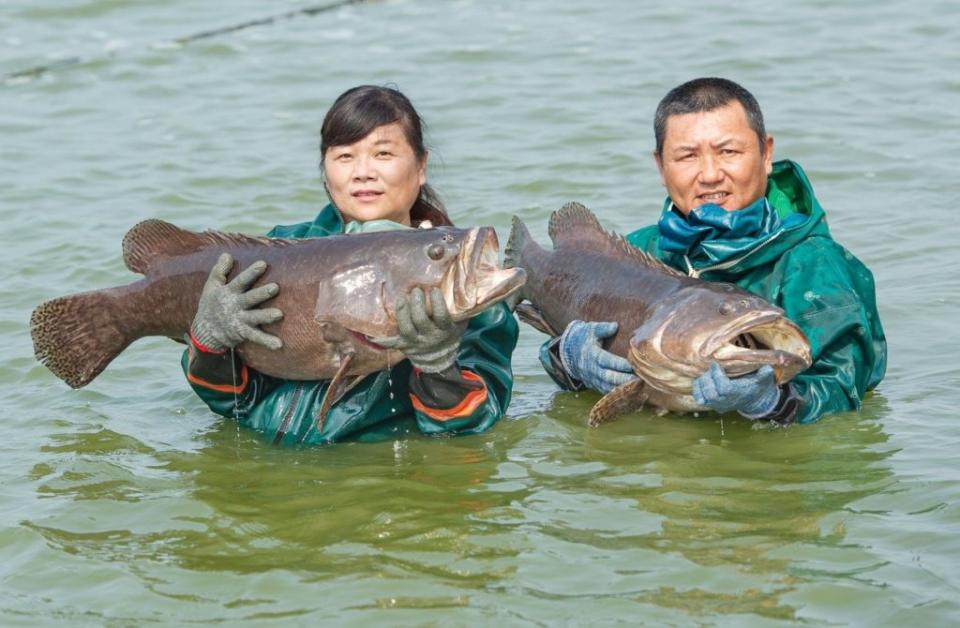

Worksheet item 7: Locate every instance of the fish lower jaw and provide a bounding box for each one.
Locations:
[709,345,810,380]
[453,269,526,317]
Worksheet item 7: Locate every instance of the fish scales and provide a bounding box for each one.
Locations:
[505,202,811,423]
[32,219,525,389]
[512,227,687,358]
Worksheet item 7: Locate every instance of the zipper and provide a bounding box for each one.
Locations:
[684,228,787,278]
[273,382,305,445]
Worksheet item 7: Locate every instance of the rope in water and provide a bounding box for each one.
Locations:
[3,0,373,83]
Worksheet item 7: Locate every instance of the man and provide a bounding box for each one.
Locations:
[540,77,886,424]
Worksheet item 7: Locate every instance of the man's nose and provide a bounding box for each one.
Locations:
[698,154,724,184]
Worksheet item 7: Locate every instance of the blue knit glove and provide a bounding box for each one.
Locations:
[558,320,636,394]
[693,362,781,419]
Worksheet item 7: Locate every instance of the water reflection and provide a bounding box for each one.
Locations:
[508,390,895,620]
[23,390,896,621]
[26,417,534,603]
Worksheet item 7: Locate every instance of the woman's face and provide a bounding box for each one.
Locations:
[322,122,426,225]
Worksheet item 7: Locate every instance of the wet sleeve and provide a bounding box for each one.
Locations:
[409,303,519,435]
[538,337,587,392]
[181,343,286,419]
[778,242,887,424]
[183,342,406,445]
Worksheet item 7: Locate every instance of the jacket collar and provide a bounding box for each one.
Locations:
[656,159,829,277]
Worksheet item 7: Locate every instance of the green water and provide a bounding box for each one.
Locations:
[2,0,959,625]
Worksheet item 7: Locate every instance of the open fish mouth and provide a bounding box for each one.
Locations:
[447,227,526,317]
[704,311,812,383]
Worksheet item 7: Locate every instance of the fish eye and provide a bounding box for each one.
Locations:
[740,299,749,308]
[719,302,735,316]
[427,243,446,260]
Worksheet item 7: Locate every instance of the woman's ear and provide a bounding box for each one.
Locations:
[418,150,429,186]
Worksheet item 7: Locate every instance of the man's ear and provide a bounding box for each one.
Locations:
[763,135,774,174]
[653,150,666,186]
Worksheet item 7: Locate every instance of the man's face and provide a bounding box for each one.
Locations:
[654,101,774,215]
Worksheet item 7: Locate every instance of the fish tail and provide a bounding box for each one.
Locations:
[30,289,139,388]
[504,215,532,270]
[503,216,534,310]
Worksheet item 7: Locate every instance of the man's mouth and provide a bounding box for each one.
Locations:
[698,191,729,204]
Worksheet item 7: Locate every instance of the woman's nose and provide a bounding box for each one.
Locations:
[351,155,375,180]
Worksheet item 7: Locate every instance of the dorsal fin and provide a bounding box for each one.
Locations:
[548,202,610,247]
[548,202,686,278]
[121,219,288,274]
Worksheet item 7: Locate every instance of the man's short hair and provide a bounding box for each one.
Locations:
[654,78,766,158]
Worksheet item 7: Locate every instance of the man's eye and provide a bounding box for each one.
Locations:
[376,151,393,158]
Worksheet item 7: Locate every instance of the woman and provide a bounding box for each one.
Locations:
[182,86,519,445]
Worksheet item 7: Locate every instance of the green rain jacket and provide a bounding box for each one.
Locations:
[181,203,519,445]
[541,160,886,424]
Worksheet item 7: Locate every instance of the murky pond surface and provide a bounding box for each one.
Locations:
[2,0,959,624]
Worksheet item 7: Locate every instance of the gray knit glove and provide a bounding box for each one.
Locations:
[190,253,283,353]
[372,287,466,373]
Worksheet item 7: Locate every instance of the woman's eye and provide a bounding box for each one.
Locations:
[335,153,352,161]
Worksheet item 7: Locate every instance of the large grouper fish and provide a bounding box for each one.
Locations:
[31,219,526,421]
[504,202,812,426]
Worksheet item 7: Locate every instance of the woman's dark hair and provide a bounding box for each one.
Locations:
[654,78,767,159]
[320,85,451,227]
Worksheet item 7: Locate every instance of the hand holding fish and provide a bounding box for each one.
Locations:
[558,320,637,394]
[373,287,466,373]
[190,253,284,353]
[692,362,781,418]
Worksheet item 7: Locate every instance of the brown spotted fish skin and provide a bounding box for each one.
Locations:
[504,202,811,423]
[31,219,525,388]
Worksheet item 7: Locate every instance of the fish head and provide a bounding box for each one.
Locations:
[318,226,525,341]
[379,225,526,321]
[629,282,812,397]
[439,225,527,321]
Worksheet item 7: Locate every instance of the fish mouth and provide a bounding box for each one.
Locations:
[351,330,388,351]
[446,227,526,318]
[702,311,812,383]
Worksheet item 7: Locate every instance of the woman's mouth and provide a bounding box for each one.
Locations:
[352,190,383,201]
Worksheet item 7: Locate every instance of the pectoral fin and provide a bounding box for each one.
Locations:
[588,378,648,427]
[311,349,357,437]
[515,303,560,337]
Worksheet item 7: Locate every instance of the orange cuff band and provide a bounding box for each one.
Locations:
[410,370,488,422]
[187,365,248,394]
[187,345,249,394]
